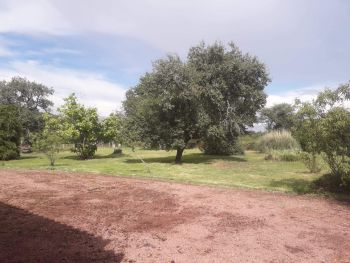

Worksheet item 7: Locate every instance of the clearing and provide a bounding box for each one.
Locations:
[0,148,325,194]
[0,169,349,262]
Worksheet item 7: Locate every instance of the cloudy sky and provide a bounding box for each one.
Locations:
[0,0,349,115]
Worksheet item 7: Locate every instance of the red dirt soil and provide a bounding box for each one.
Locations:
[0,169,349,263]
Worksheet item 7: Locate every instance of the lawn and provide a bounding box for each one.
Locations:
[0,147,327,194]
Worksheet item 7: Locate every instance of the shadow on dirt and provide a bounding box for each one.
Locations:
[124,152,247,164]
[0,202,124,263]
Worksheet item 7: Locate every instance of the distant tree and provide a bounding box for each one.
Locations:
[33,114,63,166]
[0,77,54,142]
[58,94,101,159]
[188,42,270,154]
[260,103,295,130]
[124,55,199,163]
[0,105,22,160]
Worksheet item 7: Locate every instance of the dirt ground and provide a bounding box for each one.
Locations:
[0,170,349,263]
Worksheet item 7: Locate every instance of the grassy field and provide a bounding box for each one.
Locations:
[1,147,330,194]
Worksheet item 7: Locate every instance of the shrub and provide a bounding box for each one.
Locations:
[257,130,300,153]
[0,140,19,160]
[113,148,122,154]
[299,152,321,173]
[264,150,300,162]
[0,105,21,160]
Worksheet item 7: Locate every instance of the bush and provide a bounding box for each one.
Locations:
[0,105,21,160]
[201,138,244,155]
[264,150,300,162]
[239,133,261,151]
[0,140,19,160]
[113,148,122,154]
[257,130,300,153]
[299,152,321,173]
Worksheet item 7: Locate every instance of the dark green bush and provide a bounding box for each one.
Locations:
[0,105,21,160]
[113,148,122,154]
[0,140,19,160]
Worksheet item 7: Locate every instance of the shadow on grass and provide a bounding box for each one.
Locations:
[18,155,37,160]
[269,178,312,194]
[270,175,350,201]
[62,153,128,160]
[0,202,123,262]
[124,152,247,164]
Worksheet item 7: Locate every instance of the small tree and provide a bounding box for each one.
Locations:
[58,94,101,159]
[293,101,321,173]
[33,114,63,166]
[101,113,122,151]
[294,82,350,187]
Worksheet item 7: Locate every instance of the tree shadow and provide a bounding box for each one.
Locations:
[124,152,247,164]
[62,153,128,160]
[0,202,124,263]
[269,177,350,202]
[18,155,37,160]
[269,178,312,194]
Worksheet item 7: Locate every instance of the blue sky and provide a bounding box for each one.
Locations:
[0,0,349,115]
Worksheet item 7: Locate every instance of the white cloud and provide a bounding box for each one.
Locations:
[265,83,340,107]
[1,0,349,86]
[0,45,13,56]
[0,60,126,116]
[0,0,72,35]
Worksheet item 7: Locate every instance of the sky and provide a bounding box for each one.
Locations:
[0,0,349,116]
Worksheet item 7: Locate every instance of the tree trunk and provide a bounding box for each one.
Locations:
[175,148,184,164]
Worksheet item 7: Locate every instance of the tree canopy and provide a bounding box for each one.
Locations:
[0,77,54,141]
[58,94,101,159]
[123,41,270,162]
[260,103,295,131]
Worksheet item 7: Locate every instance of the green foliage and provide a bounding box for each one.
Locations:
[32,114,63,166]
[299,152,321,173]
[239,133,262,151]
[257,130,300,153]
[0,77,54,142]
[319,107,350,186]
[260,103,295,130]
[124,41,270,162]
[58,94,101,159]
[0,105,21,160]
[124,54,198,163]
[188,42,270,155]
[200,126,244,155]
[101,113,122,144]
[293,82,350,188]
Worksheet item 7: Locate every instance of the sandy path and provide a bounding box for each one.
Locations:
[0,169,349,263]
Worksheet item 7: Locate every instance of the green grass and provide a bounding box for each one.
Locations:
[1,147,330,195]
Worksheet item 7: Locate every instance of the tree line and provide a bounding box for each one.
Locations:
[1,41,349,190]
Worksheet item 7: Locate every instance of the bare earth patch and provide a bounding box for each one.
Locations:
[0,169,349,262]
